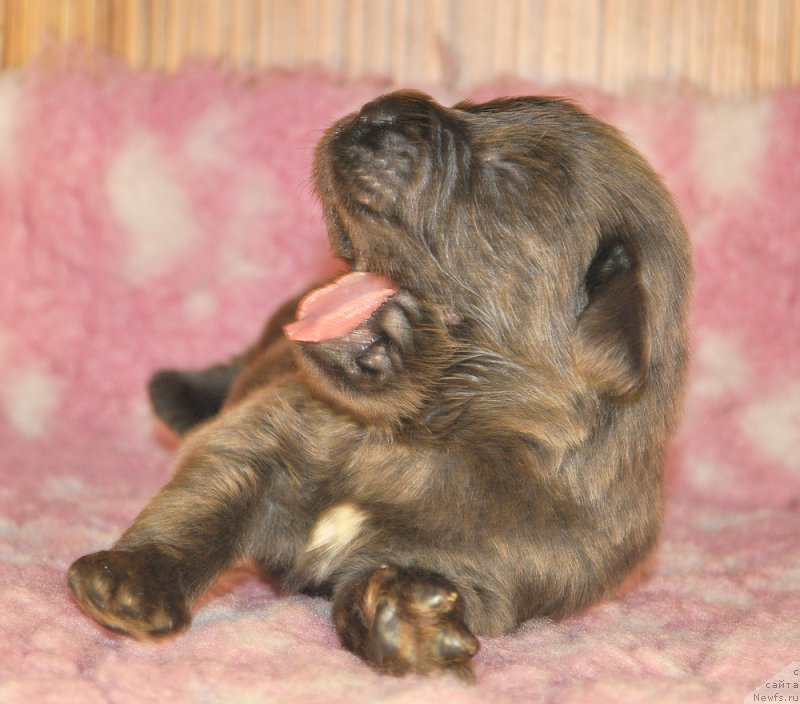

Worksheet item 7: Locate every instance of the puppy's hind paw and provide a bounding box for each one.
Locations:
[67,547,191,639]
[334,565,479,681]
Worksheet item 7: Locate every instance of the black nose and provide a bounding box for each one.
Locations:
[355,91,437,130]
[357,97,403,128]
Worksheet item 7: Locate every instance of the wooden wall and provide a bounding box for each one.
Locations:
[2,0,799,95]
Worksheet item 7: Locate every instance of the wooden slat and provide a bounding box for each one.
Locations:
[2,0,799,96]
[792,0,800,84]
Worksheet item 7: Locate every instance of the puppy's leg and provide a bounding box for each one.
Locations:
[68,385,318,638]
[149,293,305,435]
[149,363,240,435]
[67,433,262,637]
[333,566,479,681]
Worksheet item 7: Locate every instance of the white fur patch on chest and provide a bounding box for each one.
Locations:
[303,503,368,580]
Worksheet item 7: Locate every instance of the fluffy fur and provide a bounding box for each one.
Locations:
[68,90,691,680]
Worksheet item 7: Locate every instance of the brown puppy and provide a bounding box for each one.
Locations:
[68,91,692,680]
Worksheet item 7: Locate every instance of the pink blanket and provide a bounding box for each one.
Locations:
[1,54,798,703]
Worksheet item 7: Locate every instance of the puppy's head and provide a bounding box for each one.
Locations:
[297,91,690,442]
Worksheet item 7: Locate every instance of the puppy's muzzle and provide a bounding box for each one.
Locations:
[331,93,443,214]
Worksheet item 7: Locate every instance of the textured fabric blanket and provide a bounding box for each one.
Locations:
[1,54,798,703]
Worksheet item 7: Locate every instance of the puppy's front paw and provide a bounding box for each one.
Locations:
[352,291,421,382]
[67,547,190,638]
[300,291,422,390]
[335,566,479,681]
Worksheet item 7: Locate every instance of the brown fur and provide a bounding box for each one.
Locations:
[68,91,692,679]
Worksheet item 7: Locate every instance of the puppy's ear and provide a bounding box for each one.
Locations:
[573,239,648,398]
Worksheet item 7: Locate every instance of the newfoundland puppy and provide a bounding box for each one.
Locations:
[68,91,692,680]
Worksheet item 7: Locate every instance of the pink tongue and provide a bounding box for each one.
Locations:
[283,271,398,343]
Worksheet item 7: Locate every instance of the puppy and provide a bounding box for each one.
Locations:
[68,91,692,680]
